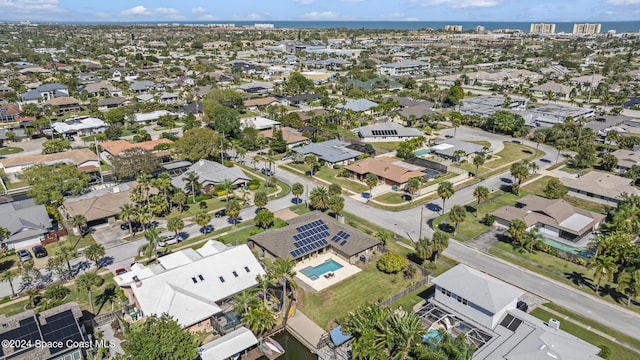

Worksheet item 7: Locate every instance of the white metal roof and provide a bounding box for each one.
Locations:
[198,327,258,360]
[559,213,595,232]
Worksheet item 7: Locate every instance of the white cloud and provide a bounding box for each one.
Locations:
[339,0,365,2]
[246,13,262,19]
[0,0,66,15]
[303,11,341,19]
[294,0,315,4]
[419,0,501,8]
[120,5,179,17]
[606,0,640,4]
[192,7,207,14]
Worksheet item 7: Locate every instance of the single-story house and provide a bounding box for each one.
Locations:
[97,97,128,111]
[0,101,22,124]
[60,181,145,226]
[559,171,639,206]
[114,241,265,333]
[610,149,640,173]
[171,159,250,193]
[530,82,573,99]
[100,139,173,158]
[51,116,106,136]
[0,302,87,360]
[81,80,122,97]
[136,94,154,103]
[355,122,424,143]
[427,265,602,359]
[259,127,310,148]
[159,92,180,104]
[345,156,426,186]
[431,139,484,161]
[243,96,280,109]
[236,82,273,94]
[239,116,280,131]
[336,99,379,113]
[0,148,99,179]
[19,83,68,103]
[376,60,430,76]
[492,194,605,242]
[292,139,363,166]
[129,80,156,94]
[285,93,322,106]
[0,198,53,249]
[248,211,381,264]
[132,110,175,124]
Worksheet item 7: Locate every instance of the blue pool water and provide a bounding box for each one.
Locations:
[422,330,442,345]
[300,259,343,281]
[423,168,441,177]
[541,237,591,257]
[415,149,431,156]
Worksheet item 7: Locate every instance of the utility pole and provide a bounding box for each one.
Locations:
[94,137,104,185]
[419,207,424,240]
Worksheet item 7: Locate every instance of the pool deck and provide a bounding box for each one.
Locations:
[294,252,361,292]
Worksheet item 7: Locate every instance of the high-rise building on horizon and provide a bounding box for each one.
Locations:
[573,23,601,34]
[529,23,556,33]
[444,25,462,32]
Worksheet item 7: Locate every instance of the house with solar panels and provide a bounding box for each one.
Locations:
[355,122,424,143]
[0,302,87,360]
[248,211,381,264]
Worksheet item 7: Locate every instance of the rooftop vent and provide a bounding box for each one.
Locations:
[548,318,560,330]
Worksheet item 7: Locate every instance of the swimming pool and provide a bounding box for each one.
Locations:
[422,330,442,345]
[541,237,590,257]
[423,168,441,177]
[415,149,431,156]
[300,259,343,281]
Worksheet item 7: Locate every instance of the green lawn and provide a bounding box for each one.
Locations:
[46,234,98,255]
[530,307,638,360]
[543,302,640,351]
[299,262,421,330]
[0,146,23,155]
[459,142,540,176]
[282,164,368,193]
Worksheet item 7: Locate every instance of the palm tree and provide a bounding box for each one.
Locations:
[365,173,378,195]
[136,173,153,205]
[226,200,242,228]
[453,149,466,164]
[309,186,330,211]
[58,244,77,278]
[328,195,344,219]
[194,210,212,234]
[305,154,317,176]
[431,231,449,262]
[437,181,455,215]
[374,230,393,246]
[588,255,617,293]
[70,215,87,235]
[273,257,297,319]
[405,177,421,201]
[508,219,527,245]
[182,171,201,203]
[617,270,640,307]
[529,161,539,176]
[152,173,172,204]
[473,155,485,177]
[120,204,137,234]
[76,271,103,314]
[0,270,17,297]
[473,186,489,217]
[416,237,433,262]
[254,191,268,209]
[233,289,258,316]
[255,273,273,307]
[451,116,461,138]
[242,302,276,335]
[448,205,467,234]
[171,191,186,213]
[519,229,542,253]
[510,160,530,195]
[292,182,304,203]
[84,244,105,268]
[221,178,234,202]
[143,228,161,260]
[533,130,546,151]
[166,215,184,238]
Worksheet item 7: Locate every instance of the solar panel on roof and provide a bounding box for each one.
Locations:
[342,233,350,239]
[340,240,347,246]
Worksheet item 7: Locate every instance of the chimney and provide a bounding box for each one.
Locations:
[133,275,142,288]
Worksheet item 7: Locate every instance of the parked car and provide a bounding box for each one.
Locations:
[517,301,529,312]
[215,209,226,218]
[281,154,292,161]
[17,249,32,262]
[261,168,274,176]
[257,151,267,155]
[114,268,128,276]
[158,234,178,247]
[32,245,48,258]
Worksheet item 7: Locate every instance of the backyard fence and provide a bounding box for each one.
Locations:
[380,277,431,308]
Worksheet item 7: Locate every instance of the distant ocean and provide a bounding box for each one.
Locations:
[50,20,640,33]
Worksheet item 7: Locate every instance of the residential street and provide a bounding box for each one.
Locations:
[2,126,638,340]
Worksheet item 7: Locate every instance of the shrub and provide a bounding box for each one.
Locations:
[403,264,417,280]
[248,184,259,190]
[160,132,179,141]
[333,164,342,170]
[248,179,260,187]
[377,252,408,274]
[223,160,233,167]
[199,201,207,209]
[572,257,586,266]
[598,345,611,359]
[480,214,495,226]
[341,169,350,178]
[44,285,70,301]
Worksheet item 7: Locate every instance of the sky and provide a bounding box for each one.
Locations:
[1,0,639,23]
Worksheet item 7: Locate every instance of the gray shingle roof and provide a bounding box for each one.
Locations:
[0,198,52,244]
[357,122,424,138]
[292,139,362,164]
[171,160,250,189]
[249,211,380,260]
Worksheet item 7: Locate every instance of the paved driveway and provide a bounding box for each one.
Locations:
[92,224,129,249]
